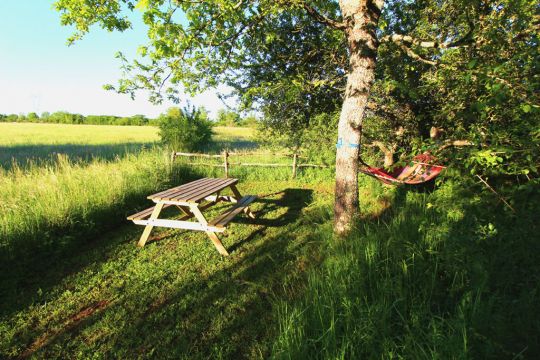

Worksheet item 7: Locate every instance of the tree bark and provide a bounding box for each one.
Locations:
[334,0,384,235]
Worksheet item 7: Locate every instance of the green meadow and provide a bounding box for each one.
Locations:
[0,123,254,168]
[1,123,539,358]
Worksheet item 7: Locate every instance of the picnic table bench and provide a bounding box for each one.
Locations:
[127,177,256,256]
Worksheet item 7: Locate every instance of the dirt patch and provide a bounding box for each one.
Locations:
[18,300,110,359]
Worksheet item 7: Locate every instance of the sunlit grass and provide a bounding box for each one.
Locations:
[0,122,160,146]
[0,123,256,168]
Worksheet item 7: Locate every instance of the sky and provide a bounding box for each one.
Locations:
[0,1,231,118]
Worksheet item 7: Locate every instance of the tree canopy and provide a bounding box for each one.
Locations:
[55,0,539,233]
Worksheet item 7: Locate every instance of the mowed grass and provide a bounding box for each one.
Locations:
[0,154,333,358]
[1,174,333,358]
[0,123,329,358]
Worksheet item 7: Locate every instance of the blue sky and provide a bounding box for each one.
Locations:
[0,1,228,118]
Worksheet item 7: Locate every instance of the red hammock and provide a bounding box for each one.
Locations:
[359,153,446,185]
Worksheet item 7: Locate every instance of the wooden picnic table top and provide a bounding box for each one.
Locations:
[148,177,239,203]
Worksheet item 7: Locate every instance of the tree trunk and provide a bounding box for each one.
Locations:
[334,0,384,235]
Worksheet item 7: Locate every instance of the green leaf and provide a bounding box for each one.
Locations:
[135,0,150,11]
[467,59,477,69]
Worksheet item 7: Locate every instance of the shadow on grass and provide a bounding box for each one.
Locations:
[202,139,259,152]
[0,166,203,321]
[273,180,540,358]
[10,187,320,359]
[0,143,156,169]
[103,188,317,359]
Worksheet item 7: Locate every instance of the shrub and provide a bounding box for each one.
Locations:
[158,106,213,152]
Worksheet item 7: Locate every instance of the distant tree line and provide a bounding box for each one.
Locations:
[0,110,258,127]
[0,112,157,126]
[214,109,258,127]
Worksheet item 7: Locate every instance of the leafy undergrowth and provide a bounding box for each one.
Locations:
[0,177,334,359]
[272,177,540,359]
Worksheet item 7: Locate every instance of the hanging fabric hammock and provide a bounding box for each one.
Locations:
[359,153,446,185]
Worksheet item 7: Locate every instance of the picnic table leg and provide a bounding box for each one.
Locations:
[189,205,230,256]
[229,185,256,219]
[206,231,230,257]
[137,202,165,247]
[176,205,192,217]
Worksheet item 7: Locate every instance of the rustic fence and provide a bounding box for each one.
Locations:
[170,151,329,178]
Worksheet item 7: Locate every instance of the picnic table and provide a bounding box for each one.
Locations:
[127,177,257,256]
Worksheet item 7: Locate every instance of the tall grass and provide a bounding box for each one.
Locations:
[0,151,173,261]
[272,176,540,358]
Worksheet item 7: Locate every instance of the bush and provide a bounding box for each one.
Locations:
[158,106,213,152]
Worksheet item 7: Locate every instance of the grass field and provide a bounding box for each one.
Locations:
[0,123,255,168]
[1,122,539,358]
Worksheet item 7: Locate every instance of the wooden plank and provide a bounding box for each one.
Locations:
[223,151,229,178]
[154,178,217,201]
[170,178,232,201]
[148,177,212,200]
[133,219,225,233]
[165,178,232,202]
[227,151,298,157]
[152,177,215,200]
[188,204,209,226]
[173,152,223,158]
[127,203,174,221]
[137,202,165,247]
[297,164,330,168]
[183,163,224,167]
[227,162,290,167]
[209,195,257,228]
[181,178,236,202]
[206,231,229,256]
[292,153,298,178]
[184,178,238,202]
[149,177,209,199]
[165,178,229,202]
[229,184,243,202]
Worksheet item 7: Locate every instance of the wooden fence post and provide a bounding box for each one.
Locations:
[223,150,229,178]
[292,153,298,178]
[170,151,176,173]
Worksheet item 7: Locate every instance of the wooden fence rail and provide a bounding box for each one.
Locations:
[171,151,330,178]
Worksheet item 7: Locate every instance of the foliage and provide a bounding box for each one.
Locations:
[54,0,344,139]
[213,110,259,127]
[273,175,540,358]
[214,109,241,127]
[363,0,540,177]
[158,106,213,152]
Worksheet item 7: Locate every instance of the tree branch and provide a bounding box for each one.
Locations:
[364,141,395,167]
[438,139,474,151]
[302,2,346,31]
[364,141,390,154]
[396,43,437,65]
[380,32,474,49]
